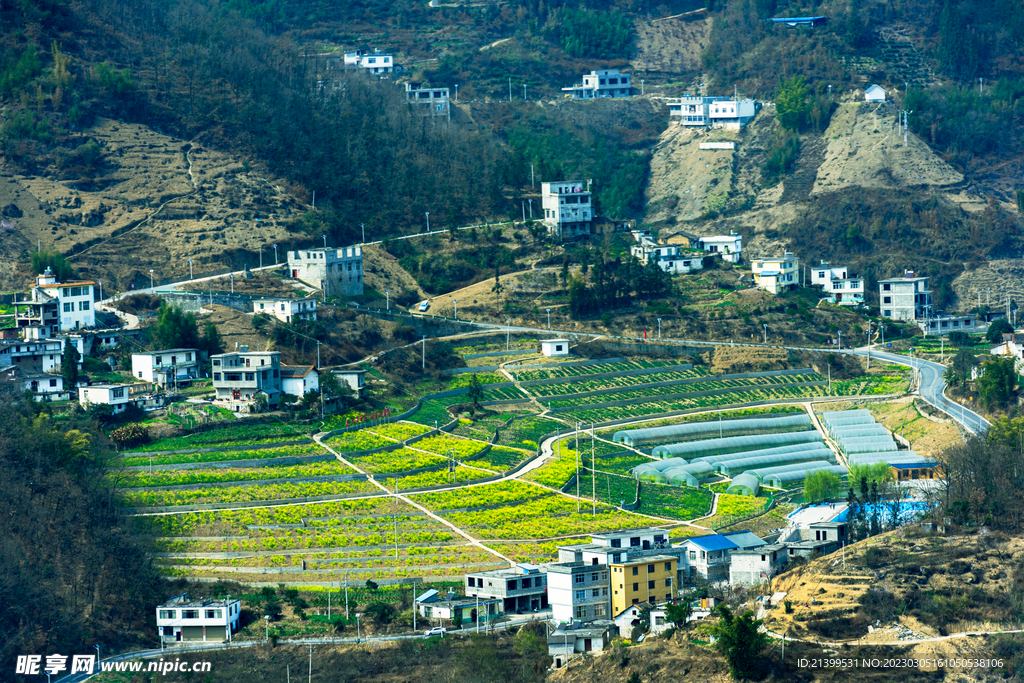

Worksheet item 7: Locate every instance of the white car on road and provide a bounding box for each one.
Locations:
[423,626,447,637]
[418,300,431,312]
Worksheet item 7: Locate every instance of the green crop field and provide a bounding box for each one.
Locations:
[114,460,357,488]
[128,423,315,452]
[118,443,327,467]
[528,367,709,397]
[508,359,687,382]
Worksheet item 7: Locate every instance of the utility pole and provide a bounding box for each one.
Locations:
[531,164,535,188]
[591,423,596,515]
[308,645,313,683]
[574,423,581,513]
[508,77,512,103]
[360,223,365,244]
[422,336,426,369]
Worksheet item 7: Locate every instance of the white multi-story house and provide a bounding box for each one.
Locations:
[547,561,612,623]
[548,621,614,668]
[878,271,932,321]
[16,268,96,334]
[1,333,64,374]
[561,69,631,99]
[211,351,282,411]
[541,181,592,240]
[751,252,800,295]
[405,82,450,117]
[286,246,363,297]
[157,594,241,644]
[709,98,759,129]
[131,349,201,388]
[253,297,318,323]
[811,261,865,306]
[359,53,393,75]
[281,364,319,400]
[697,233,743,264]
[630,244,705,274]
[730,542,788,586]
[78,384,136,413]
[668,95,759,129]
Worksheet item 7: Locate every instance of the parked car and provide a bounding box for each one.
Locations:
[418,300,431,312]
[423,626,446,637]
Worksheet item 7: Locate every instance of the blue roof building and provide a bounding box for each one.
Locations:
[768,16,828,27]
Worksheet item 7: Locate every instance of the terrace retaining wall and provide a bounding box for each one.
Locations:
[531,372,814,403]
[121,439,314,457]
[517,364,695,388]
[122,453,337,471]
[128,472,369,492]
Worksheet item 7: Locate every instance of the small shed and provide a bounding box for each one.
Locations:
[864,85,886,102]
[539,339,570,357]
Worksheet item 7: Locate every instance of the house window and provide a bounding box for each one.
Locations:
[601,572,607,581]
[468,578,476,587]
[647,580,655,590]
[665,579,672,587]
[182,610,199,619]
[632,583,639,592]
[612,553,621,563]
[206,609,222,619]
[632,567,638,576]
[664,562,671,571]
[595,605,606,617]
[647,564,655,574]
[574,574,585,584]
[49,379,56,387]
[159,610,176,619]
[591,573,599,581]
[214,373,221,381]
[508,580,517,590]
[63,303,73,312]
[575,590,586,601]
[213,360,221,366]
[883,296,892,304]
[592,588,600,598]
[883,283,891,291]
[689,551,696,560]
[575,605,587,618]
[883,310,892,317]
[245,373,255,381]
[79,301,90,311]
[163,626,174,636]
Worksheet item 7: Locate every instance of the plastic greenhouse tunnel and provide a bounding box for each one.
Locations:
[725,473,761,497]
[651,431,822,459]
[613,414,812,447]
[741,460,837,483]
[690,442,833,467]
[712,449,835,476]
[763,465,848,488]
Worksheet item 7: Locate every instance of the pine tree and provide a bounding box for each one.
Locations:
[62,343,80,390]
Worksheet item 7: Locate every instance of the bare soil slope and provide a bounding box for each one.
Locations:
[951,258,1024,314]
[632,14,711,76]
[813,101,964,195]
[0,118,306,291]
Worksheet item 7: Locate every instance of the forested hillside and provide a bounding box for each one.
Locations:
[0,394,161,667]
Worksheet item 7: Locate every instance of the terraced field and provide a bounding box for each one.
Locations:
[508,359,685,382]
[411,481,654,540]
[141,498,505,582]
[493,416,564,451]
[528,367,709,397]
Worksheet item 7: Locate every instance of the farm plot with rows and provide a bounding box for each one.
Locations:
[406,399,456,426]
[528,367,710,397]
[522,439,579,489]
[424,488,656,540]
[493,416,565,451]
[469,446,533,473]
[119,479,377,508]
[114,460,358,488]
[367,422,432,441]
[573,470,714,520]
[128,422,315,452]
[325,429,394,452]
[480,386,529,402]
[351,447,448,474]
[413,434,488,459]
[509,359,687,382]
[139,498,503,582]
[118,443,327,467]
[382,466,490,489]
[564,384,834,423]
[489,541,562,565]
[411,481,550,511]
[546,373,825,408]
[591,452,659,476]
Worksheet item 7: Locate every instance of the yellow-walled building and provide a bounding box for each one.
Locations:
[610,555,677,615]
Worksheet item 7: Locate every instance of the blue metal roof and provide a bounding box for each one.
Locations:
[768,16,828,25]
[686,534,740,552]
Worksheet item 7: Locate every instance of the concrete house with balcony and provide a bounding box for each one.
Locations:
[609,555,677,614]
[811,261,865,306]
[157,594,241,643]
[78,383,136,413]
[359,53,394,75]
[1,334,64,374]
[547,562,611,623]
[698,232,743,264]
[879,271,932,322]
[405,82,450,117]
[541,181,592,240]
[16,268,96,334]
[561,69,631,99]
[131,349,201,388]
[415,589,500,626]
[678,531,766,584]
[465,563,548,613]
[668,96,759,129]
[751,252,800,295]
[286,246,363,297]
[253,297,318,324]
[630,243,705,274]
[730,542,788,586]
[0,365,68,401]
[211,350,282,411]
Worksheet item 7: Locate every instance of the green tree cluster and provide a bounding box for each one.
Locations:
[567,256,672,318]
[30,247,75,281]
[149,305,224,356]
[712,606,768,680]
[976,355,1017,410]
[545,9,632,59]
[803,469,841,503]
